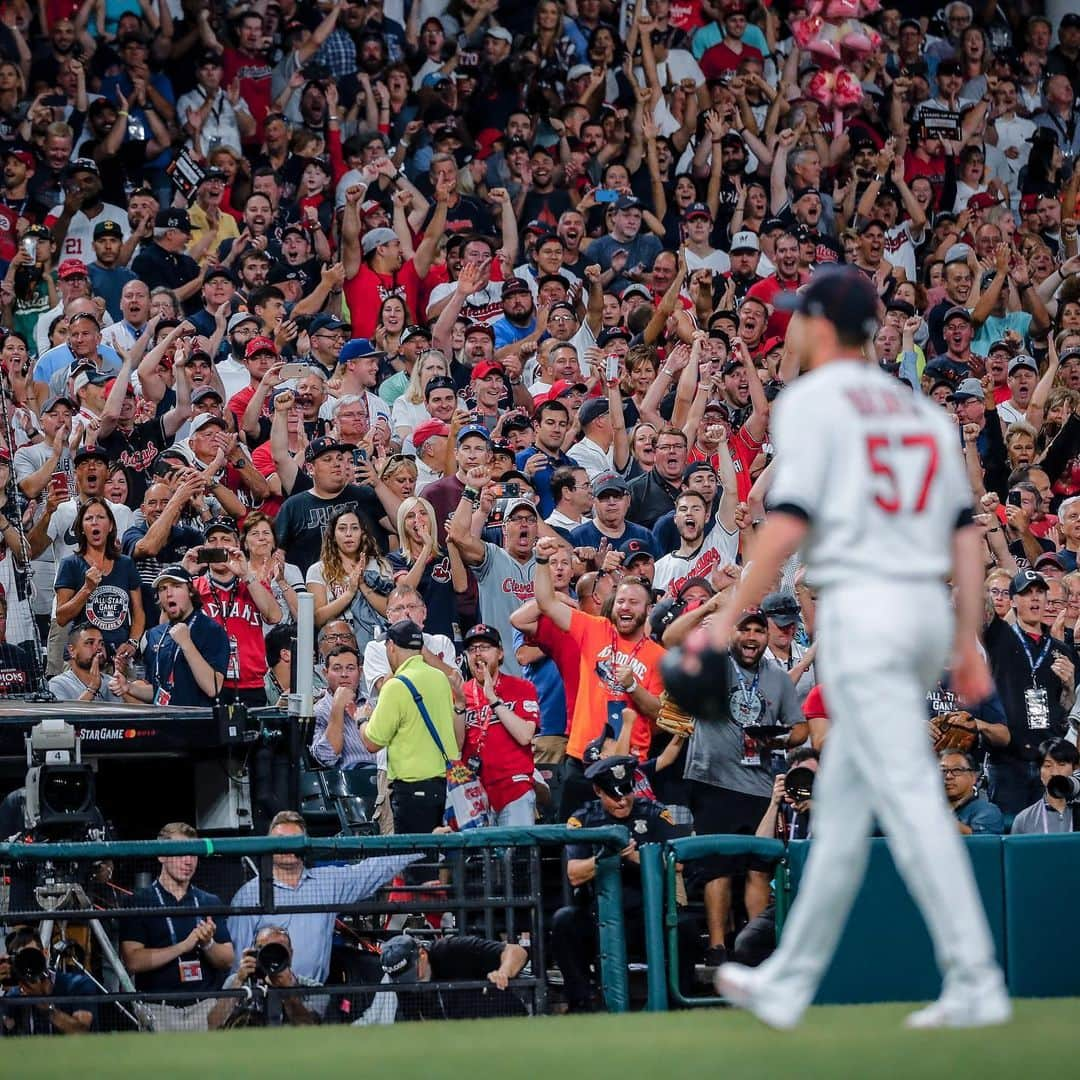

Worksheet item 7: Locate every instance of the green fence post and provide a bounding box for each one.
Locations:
[595,852,629,1013]
[638,842,668,1012]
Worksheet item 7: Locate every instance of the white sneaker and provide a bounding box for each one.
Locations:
[904,994,1012,1030]
[714,963,801,1031]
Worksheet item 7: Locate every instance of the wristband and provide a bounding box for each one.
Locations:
[463,486,480,502]
[126,638,139,649]
[534,556,549,565]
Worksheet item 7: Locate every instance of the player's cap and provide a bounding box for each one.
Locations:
[584,755,637,797]
[948,377,984,403]
[380,935,421,982]
[153,564,193,588]
[1009,354,1038,375]
[463,623,501,648]
[760,591,801,628]
[591,471,627,497]
[735,607,767,628]
[1010,569,1048,597]
[385,619,425,650]
[773,265,879,342]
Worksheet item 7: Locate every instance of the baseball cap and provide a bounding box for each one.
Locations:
[584,755,637,797]
[155,208,191,233]
[1009,354,1038,375]
[936,59,963,77]
[791,186,821,203]
[1059,347,1080,366]
[457,423,492,445]
[597,326,632,347]
[191,385,224,404]
[735,608,768,629]
[567,63,593,81]
[386,619,425,650]
[464,321,495,340]
[730,231,760,253]
[501,412,533,434]
[967,191,999,211]
[380,935,421,982]
[340,338,379,363]
[615,195,642,211]
[760,591,800,627]
[73,445,109,465]
[41,394,77,413]
[64,157,99,177]
[582,727,615,765]
[361,227,398,256]
[948,377,985,403]
[472,360,505,381]
[542,379,585,402]
[464,623,501,648]
[423,375,456,398]
[944,242,973,265]
[683,202,712,220]
[3,148,33,168]
[205,516,239,538]
[591,471,627,496]
[204,265,235,286]
[244,335,277,360]
[189,412,228,434]
[57,258,88,279]
[309,312,346,335]
[502,497,539,521]
[400,323,431,345]
[484,26,512,43]
[501,277,531,298]
[413,418,450,450]
[72,368,108,394]
[943,305,972,325]
[620,283,652,302]
[102,377,134,398]
[1010,569,1048,597]
[93,220,123,241]
[773,265,879,342]
[153,564,193,589]
[578,398,611,428]
[1034,552,1066,573]
[683,460,716,483]
[305,436,354,463]
[625,540,653,565]
[199,167,228,185]
[227,311,259,334]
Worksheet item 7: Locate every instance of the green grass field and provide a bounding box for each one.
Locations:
[14,999,1077,1078]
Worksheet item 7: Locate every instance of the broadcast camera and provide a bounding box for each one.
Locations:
[23,719,97,837]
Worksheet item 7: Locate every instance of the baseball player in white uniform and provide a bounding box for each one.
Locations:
[678,267,1010,1029]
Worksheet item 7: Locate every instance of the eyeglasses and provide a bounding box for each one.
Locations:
[988,588,1009,598]
[940,767,974,776]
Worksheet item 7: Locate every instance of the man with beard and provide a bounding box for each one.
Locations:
[518,145,572,226]
[491,277,539,350]
[215,311,260,400]
[48,623,124,702]
[653,489,739,597]
[122,477,206,623]
[0,149,35,259]
[558,210,589,278]
[87,221,136,321]
[683,609,805,968]
[448,469,541,677]
[218,192,277,265]
[110,564,229,707]
[46,158,130,264]
[28,121,73,219]
[532,533,665,765]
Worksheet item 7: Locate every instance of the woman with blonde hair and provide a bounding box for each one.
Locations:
[307,507,395,650]
[391,349,457,439]
[984,567,1012,622]
[389,495,468,640]
[378,453,419,502]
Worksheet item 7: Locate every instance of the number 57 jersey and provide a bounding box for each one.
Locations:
[767,361,973,589]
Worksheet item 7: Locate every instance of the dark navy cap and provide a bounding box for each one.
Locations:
[774,265,879,342]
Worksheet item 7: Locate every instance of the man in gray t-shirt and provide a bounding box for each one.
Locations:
[683,609,806,966]
[472,540,536,678]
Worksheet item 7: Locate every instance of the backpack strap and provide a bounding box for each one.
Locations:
[395,673,450,765]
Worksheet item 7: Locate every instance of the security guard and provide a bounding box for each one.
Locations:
[550,756,698,1011]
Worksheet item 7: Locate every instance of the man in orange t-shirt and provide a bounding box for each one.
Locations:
[532,536,665,771]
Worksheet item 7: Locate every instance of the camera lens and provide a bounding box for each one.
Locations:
[1046,772,1080,802]
[255,941,290,977]
[12,947,47,983]
[785,766,815,802]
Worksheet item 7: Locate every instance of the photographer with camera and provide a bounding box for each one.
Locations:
[732,749,819,968]
[207,926,321,1029]
[120,822,234,1032]
[940,750,1006,835]
[1010,738,1080,835]
[0,928,97,1036]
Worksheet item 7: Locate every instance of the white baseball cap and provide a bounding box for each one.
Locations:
[335,167,367,210]
[485,26,512,43]
[730,231,760,253]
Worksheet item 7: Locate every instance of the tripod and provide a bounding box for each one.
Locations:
[36,880,155,1032]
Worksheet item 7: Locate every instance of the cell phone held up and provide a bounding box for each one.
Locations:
[196,546,230,564]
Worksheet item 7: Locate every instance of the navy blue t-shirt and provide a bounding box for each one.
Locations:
[145,611,229,706]
[387,549,457,641]
[569,520,657,559]
[54,554,141,651]
[2,970,99,1034]
[122,882,232,994]
[515,448,577,518]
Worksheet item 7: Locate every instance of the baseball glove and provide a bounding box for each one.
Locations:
[660,639,730,725]
[928,710,978,753]
[656,692,695,738]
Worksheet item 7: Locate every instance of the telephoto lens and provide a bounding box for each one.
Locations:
[784,766,816,803]
[1046,771,1080,803]
[12,947,48,983]
[254,941,290,978]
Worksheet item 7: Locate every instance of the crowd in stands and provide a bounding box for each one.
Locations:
[0,0,1079,1031]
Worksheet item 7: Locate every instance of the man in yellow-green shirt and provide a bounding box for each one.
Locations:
[361,619,462,834]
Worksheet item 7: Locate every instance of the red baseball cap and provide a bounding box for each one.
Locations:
[472,360,505,381]
[1019,193,1040,213]
[244,335,277,359]
[0,444,10,463]
[103,378,134,397]
[4,149,33,169]
[58,258,89,279]
[967,191,999,211]
[413,419,450,450]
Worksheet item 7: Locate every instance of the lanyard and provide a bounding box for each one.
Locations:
[154,882,198,946]
[1010,623,1053,683]
[732,663,760,711]
[153,613,198,688]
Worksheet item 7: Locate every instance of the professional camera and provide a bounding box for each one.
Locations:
[10,946,48,984]
[254,941,290,980]
[784,766,816,803]
[23,719,96,837]
[1046,771,1080,803]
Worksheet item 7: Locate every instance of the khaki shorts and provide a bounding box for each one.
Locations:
[532,735,568,765]
[144,996,215,1032]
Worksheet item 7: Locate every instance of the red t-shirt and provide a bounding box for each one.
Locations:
[222,48,272,142]
[194,576,267,690]
[687,425,763,501]
[345,258,424,338]
[699,41,763,79]
[251,440,283,518]
[531,612,582,731]
[461,674,539,811]
[802,684,828,724]
[0,203,19,262]
[227,384,270,428]
[745,273,802,338]
[903,151,948,210]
